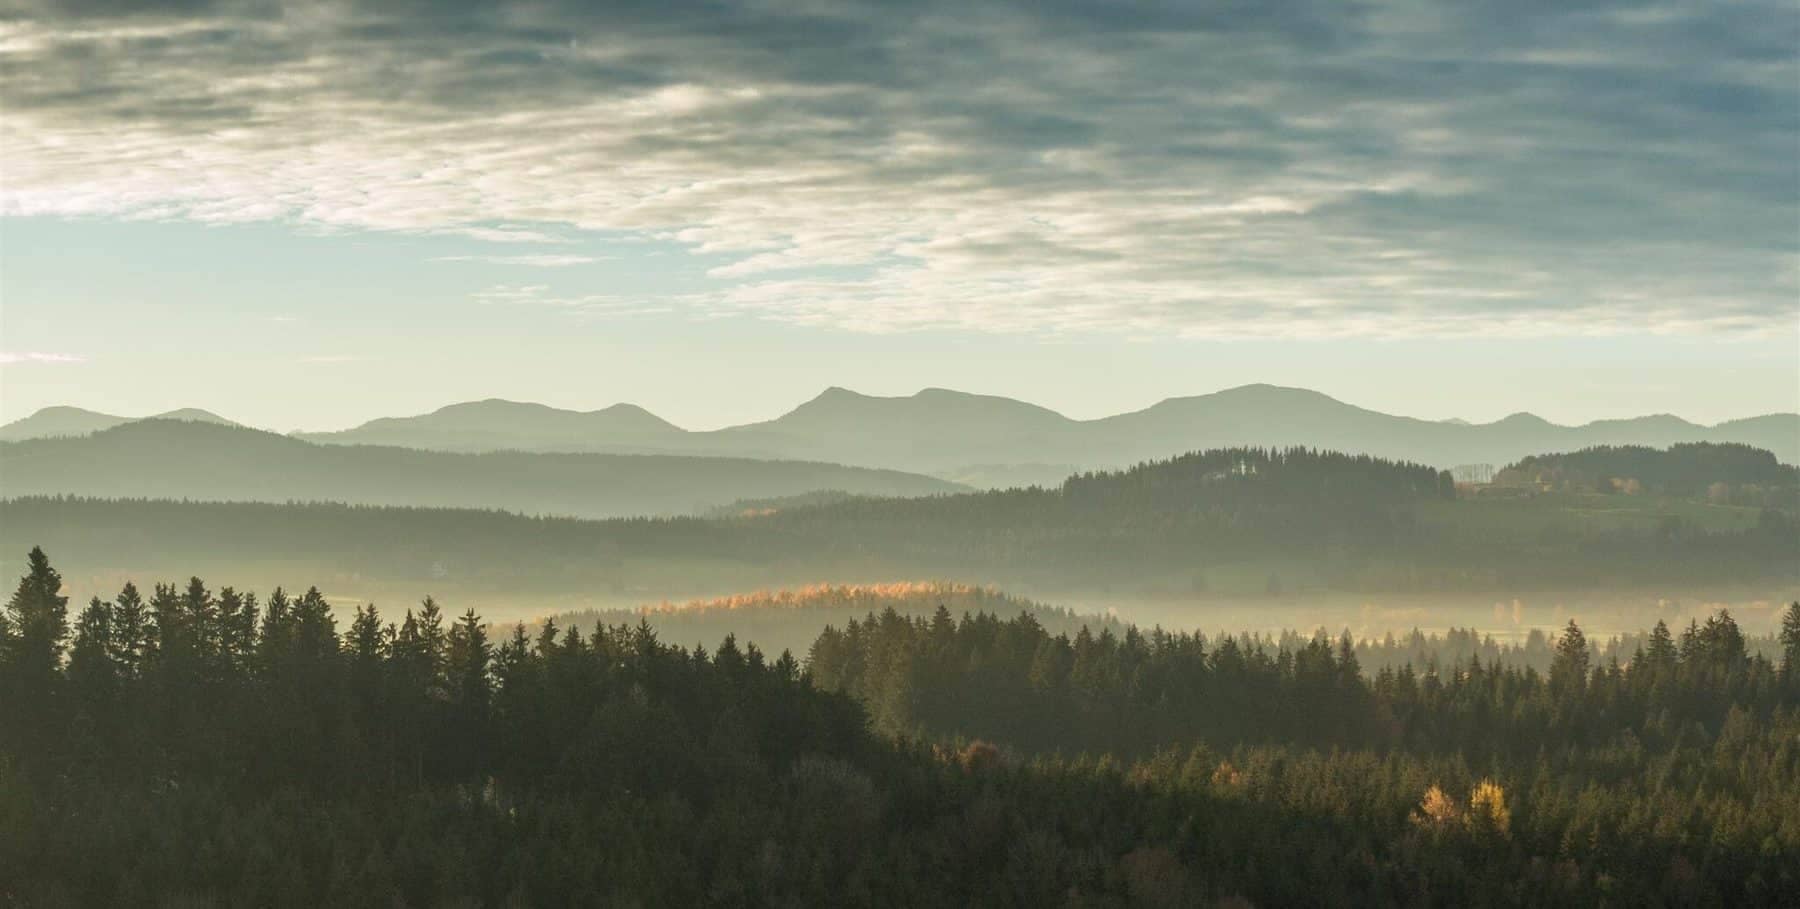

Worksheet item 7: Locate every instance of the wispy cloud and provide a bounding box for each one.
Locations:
[1,1,1792,338]
[433,254,603,267]
[473,285,677,319]
[0,351,85,365]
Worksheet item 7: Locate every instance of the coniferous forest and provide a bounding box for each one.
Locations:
[4,547,1797,906]
[6,444,1794,610]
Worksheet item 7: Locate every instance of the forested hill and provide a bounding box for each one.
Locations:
[0,419,964,518]
[549,582,1124,662]
[6,443,1793,606]
[1498,442,1798,505]
[1062,447,1453,511]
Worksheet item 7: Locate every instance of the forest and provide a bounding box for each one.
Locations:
[3,547,1797,906]
[4,444,1793,608]
[551,582,1126,665]
[1497,442,1797,507]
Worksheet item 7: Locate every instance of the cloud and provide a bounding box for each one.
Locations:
[472,284,680,319]
[0,0,1794,338]
[0,351,86,365]
[433,254,603,267]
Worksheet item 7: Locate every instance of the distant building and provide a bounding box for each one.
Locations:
[1452,463,1495,485]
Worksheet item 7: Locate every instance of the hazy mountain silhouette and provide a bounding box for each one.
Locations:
[0,419,963,518]
[297,399,685,453]
[0,405,237,442]
[7,386,1794,483]
[702,387,1076,470]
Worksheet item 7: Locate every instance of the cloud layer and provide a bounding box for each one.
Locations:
[3,0,1794,336]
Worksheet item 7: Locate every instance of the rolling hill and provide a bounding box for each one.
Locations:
[5,443,1791,612]
[0,419,964,518]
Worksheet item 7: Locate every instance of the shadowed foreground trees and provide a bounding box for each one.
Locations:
[2,549,1797,906]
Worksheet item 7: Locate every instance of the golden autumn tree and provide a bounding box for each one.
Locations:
[1412,784,1462,833]
[1466,779,1511,839]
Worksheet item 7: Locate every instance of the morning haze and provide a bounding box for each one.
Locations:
[2,0,1796,904]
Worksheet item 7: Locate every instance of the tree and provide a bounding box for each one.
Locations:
[1412,785,1461,834]
[1466,779,1510,840]
[1780,602,1800,683]
[67,597,118,710]
[1,548,70,765]
[1550,619,1589,697]
[448,609,490,712]
[2,547,70,684]
[1643,620,1677,675]
[110,582,148,680]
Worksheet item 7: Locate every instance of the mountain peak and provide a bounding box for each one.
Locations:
[30,405,115,418]
[0,406,131,442]
[1493,412,1553,428]
[149,408,237,425]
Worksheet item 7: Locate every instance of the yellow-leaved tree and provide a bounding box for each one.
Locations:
[1412,784,1462,833]
[1466,778,1511,839]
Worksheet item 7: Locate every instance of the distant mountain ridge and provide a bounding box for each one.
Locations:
[0,405,238,441]
[0,419,964,519]
[6,386,1794,484]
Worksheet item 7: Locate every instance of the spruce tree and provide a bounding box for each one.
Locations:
[1644,620,1677,674]
[3,547,70,682]
[1779,602,1800,683]
[449,609,490,711]
[2,547,70,763]
[68,597,119,710]
[1550,619,1589,697]
[110,582,148,680]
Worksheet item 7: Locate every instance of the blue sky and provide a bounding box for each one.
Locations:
[1,0,1795,430]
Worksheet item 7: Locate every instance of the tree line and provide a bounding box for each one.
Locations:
[1498,442,1797,507]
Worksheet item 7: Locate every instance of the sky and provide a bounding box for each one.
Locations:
[1,0,1796,431]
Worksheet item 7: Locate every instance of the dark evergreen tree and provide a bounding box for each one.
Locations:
[1,547,69,762]
[1550,619,1589,698]
[1782,602,1800,684]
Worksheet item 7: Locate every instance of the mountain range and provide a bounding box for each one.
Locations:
[0,419,962,519]
[5,385,1794,486]
[0,405,239,441]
